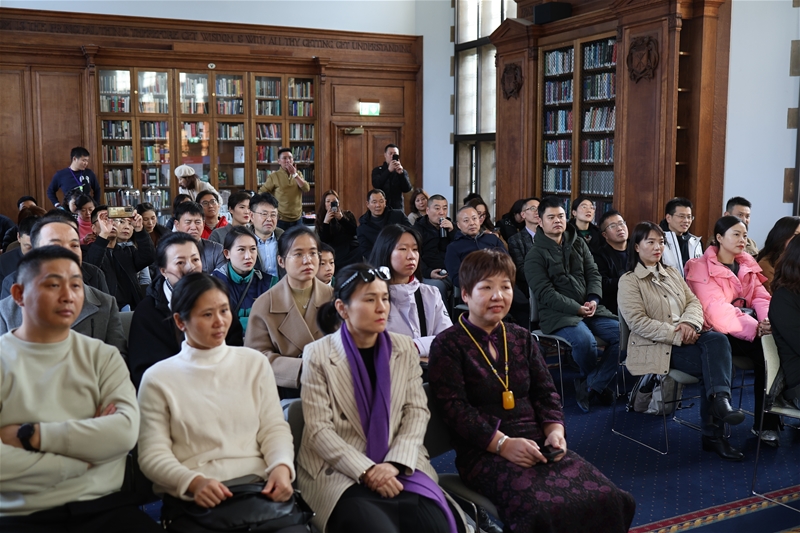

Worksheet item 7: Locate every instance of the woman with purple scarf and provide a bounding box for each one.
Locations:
[297,263,469,533]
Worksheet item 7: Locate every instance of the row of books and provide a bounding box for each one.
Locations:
[100,95,131,113]
[542,166,572,195]
[183,122,208,140]
[181,100,208,114]
[583,73,616,101]
[218,123,245,140]
[143,168,171,188]
[99,74,129,94]
[302,188,316,206]
[255,78,281,98]
[139,100,169,114]
[181,77,208,100]
[141,121,169,139]
[138,73,168,96]
[217,100,244,115]
[544,80,573,105]
[543,139,572,164]
[217,169,246,187]
[216,78,244,97]
[142,188,170,210]
[544,110,573,135]
[103,169,132,188]
[287,79,314,99]
[544,48,574,76]
[256,123,281,140]
[257,100,281,116]
[583,106,615,132]
[141,144,169,164]
[289,101,314,117]
[289,123,315,141]
[580,138,614,164]
[103,145,133,164]
[580,170,615,196]
[101,120,131,140]
[256,145,279,163]
[584,39,617,70]
[291,145,315,162]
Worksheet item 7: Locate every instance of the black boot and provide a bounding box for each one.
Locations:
[702,435,744,462]
[708,392,745,425]
[478,507,503,533]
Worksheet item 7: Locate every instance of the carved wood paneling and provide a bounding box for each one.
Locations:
[0,69,33,217]
[332,85,404,116]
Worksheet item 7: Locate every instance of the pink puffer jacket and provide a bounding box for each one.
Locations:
[684,246,771,342]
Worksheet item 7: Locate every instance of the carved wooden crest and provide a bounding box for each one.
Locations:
[626,36,659,83]
[501,63,523,100]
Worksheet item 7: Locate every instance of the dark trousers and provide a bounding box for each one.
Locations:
[327,483,463,533]
[727,335,781,431]
[0,492,161,533]
[278,219,304,231]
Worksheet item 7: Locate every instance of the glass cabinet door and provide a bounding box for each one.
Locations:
[217,122,246,190]
[140,119,171,212]
[180,120,211,184]
[138,70,169,114]
[98,69,131,113]
[255,76,281,116]
[180,73,209,115]
[215,74,244,115]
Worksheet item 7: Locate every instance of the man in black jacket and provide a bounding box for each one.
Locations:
[371,144,412,211]
[591,210,629,315]
[445,206,508,289]
[356,189,411,261]
[413,194,454,279]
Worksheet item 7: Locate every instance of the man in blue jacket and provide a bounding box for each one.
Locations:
[445,205,507,289]
[46,147,101,207]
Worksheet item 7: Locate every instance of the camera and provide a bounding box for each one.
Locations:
[330,200,339,213]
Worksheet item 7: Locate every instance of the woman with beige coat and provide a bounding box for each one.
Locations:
[617,222,745,461]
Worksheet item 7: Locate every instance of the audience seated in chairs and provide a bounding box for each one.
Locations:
[137,273,305,533]
[769,236,800,410]
[756,215,800,294]
[298,263,469,533]
[407,187,428,226]
[356,188,411,262]
[659,197,703,278]
[568,195,606,255]
[368,224,451,359]
[315,189,360,272]
[127,232,203,388]
[208,191,252,245]
[592,209,629,315]
[445,205,508,290]
[172,201,226,274]
[245,225,333,399]
[507,197,540,295]
[617,222,746,461]
[0,246,160,533]
[429,249,636,533]
[412,193,455,303]
[685,216,780,446]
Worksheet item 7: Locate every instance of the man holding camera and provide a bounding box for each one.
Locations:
[371,144,412,212]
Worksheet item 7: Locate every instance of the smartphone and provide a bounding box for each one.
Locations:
[108,206,134,219]
[438,269,447,276]
[540,445,565,460]
[392,153,400,161]
[330,200,339,212]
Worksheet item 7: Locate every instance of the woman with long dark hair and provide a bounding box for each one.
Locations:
[74,194,95,243]
[686,216,779,446]
[497,198,527,242]
[368,225,451,358]
[755,215,800,293]
[315,189,359,271]
[618,222,744,460]
[298,263,468,533]
[136,202,169,248]
[769,237,800,409]
[466,198,496,235]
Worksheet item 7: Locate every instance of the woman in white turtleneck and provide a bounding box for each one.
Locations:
[369,225,451,358]
[137,273,306,533]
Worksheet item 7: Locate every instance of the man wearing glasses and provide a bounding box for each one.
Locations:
[592,210,629,315]
[507,197,541,294]
[249,193,284,277]
[660,197,703,277]
[196,190,228,240]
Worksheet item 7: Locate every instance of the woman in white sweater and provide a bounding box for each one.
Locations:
[137,273,307,533]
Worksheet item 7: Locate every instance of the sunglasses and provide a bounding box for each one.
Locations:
[337,266,391,297]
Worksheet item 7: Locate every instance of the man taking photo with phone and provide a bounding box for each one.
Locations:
[371,144,412,212]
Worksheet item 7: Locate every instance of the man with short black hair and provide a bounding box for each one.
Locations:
[258,148,310,230]
[445,205,507,289]
[0,246,159,532]
[209,191,252,245]
[507,197,540,294]
[248,193,285,277]
[173,202,225,274]
[371,144,413,211]
[414,194,454,281]
[17,196,37,211]
[660,197,703,277]
[0,215,39,287]
[356,189,411,261]
[317,243,336,286]
[592,209,629,315]
[46,147,101,207]
[723,196,758,256]
[196,189,228,240]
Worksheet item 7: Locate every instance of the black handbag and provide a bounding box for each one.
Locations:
[731,297,756,319]
[161,484,313,533]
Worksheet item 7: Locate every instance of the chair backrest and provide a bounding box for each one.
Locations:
[761,335,781,392]
[118,311,134,344]
[618,310,630,349]
[529,287,540,324]
[287,400,305,458]
[422,383,454,459]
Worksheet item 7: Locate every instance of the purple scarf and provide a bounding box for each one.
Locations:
[340,326,458,533]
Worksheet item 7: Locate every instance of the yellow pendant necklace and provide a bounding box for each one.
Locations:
[459,315,515,410]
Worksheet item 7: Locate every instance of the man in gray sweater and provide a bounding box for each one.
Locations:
[0,246,159,531]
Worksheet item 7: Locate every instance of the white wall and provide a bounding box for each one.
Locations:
[5,0,455,197]
[725,0,799,244]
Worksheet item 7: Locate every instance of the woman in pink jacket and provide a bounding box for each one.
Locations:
[685,216,779,446]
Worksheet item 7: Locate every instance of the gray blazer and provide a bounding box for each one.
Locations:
[0,285,127,357]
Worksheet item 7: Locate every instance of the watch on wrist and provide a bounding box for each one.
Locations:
[693,325,702,333]
[17,423,36,451]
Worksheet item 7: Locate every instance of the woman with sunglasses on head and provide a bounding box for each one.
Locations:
[245,225,333,398]
[428,249,635,533]
[212,226,278,346]
[685,215,779,446]
[618,222,745,461]
[316,189,360,272]
[137,273,306,533]
[298,263,469,533]
[368,225,451,359]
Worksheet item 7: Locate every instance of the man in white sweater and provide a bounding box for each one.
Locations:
[0,246,159,532]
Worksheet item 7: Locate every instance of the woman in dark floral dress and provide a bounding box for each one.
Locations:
[429,249,635,533]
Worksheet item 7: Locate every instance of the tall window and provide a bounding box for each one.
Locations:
[454,0,516,218]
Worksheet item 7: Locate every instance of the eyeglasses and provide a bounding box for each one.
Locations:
[200,199,219,207]
[522,205,539,213]
[288,252,320,262]
[603,221,627,232]
[671,214,694,221]
[337,266,391,297]
[252,211,278,220]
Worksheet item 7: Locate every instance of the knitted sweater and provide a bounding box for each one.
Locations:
[137,342,295,500]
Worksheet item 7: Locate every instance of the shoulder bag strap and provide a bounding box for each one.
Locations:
[233,273,256,315]
[414,287,427,337]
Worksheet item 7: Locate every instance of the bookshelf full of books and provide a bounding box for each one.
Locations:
[538,34,617,221]
[217,122,247,190]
